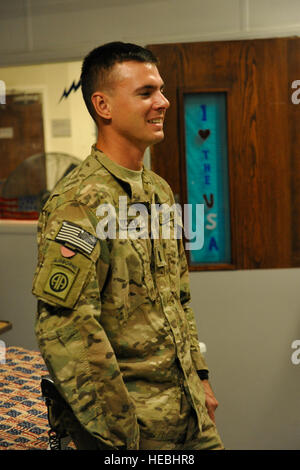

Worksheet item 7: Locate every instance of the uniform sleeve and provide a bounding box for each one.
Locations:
[178,238,209,372]
[32,201,139,450]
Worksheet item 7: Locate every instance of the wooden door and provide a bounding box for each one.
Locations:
[147,38,299,270]
[0,93,45,181]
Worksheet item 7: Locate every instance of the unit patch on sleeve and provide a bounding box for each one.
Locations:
[32,238,95,308]
[55,221,98,255]
[44,263,79,301]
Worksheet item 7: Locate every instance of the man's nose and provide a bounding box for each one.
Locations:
[154,92,170,110]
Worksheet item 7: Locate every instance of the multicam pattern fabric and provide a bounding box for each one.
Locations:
[32,145,211,450]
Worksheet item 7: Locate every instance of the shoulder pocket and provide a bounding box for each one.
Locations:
[32,239,95,309]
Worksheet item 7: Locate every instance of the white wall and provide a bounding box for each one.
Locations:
[190,269,300,450]
[0,222,38,351]
[0,61,95,158]
[1,0,300,450]
[1,0,300,67]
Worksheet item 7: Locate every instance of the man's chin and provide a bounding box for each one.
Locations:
[150,132,165,145]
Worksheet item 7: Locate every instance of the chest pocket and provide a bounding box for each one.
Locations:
[32,239,97,309]
[159,211,181,294]
[118,212,156,306]
[100,237,155,329]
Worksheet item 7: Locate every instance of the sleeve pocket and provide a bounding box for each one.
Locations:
[32,239,94,309]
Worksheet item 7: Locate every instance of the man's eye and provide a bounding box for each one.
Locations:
[140,92,150,97]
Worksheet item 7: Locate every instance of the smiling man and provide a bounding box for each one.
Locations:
[32,42,224,450]
[91,59,169,167]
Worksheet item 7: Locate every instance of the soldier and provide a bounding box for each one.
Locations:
[32,42,224,450]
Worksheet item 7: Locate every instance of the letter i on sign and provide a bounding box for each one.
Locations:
[200,104,207,121]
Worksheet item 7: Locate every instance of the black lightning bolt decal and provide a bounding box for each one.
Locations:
[59,79,81,102]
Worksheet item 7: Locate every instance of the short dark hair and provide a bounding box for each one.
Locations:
[80,41,158,121]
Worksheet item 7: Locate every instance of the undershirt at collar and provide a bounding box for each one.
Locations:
[116,163,143,182]
[106,156,143,190]
[95,146,144,190]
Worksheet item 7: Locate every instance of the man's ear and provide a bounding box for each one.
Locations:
[91,92,112,120]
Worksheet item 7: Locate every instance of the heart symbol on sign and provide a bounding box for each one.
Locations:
[198,129,210,140]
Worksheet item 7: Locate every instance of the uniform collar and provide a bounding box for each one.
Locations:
[92,145,169,205]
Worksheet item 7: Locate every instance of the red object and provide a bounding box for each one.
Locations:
[60,245,76,258]
[0,197,39,220]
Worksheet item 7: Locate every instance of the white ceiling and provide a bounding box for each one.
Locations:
[0,0,166,19]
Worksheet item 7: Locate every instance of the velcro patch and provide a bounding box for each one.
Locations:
[44,264,79,301]
[55,221,97,255]
[61,245,76,258]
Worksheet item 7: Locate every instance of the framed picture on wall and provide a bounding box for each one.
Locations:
[178,88,235,270]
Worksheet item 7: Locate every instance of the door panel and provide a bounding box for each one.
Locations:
[148,38,295,270]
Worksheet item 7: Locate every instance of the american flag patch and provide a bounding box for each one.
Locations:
[55,221,97,255]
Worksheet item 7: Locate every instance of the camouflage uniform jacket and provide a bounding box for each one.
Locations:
[32,146,209,450]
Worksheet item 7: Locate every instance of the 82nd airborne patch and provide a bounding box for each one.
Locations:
[44,263,79,300]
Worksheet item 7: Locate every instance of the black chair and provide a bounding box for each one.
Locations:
[41,377,72,450]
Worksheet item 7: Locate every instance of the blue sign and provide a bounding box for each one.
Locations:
[183,92,231,264]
